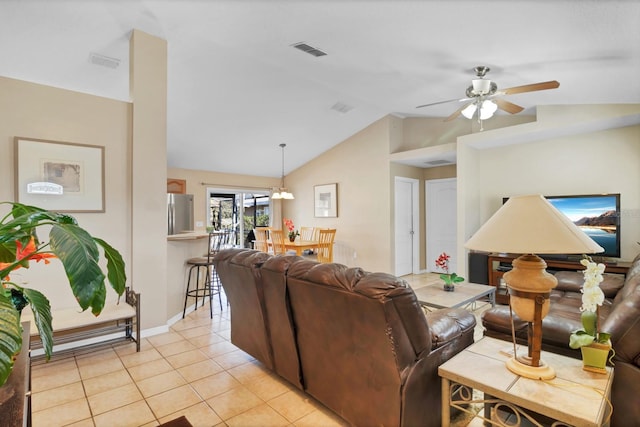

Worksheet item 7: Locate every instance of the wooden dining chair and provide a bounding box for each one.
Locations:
[299,226,317,241]
[270,229,287,255]
[253,227,270,253]
[317,228,336,263]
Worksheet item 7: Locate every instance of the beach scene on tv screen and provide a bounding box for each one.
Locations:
[547,196,618,255]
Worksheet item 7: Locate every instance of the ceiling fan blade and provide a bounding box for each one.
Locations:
[498,80,560,96]
[495,99,524,114]
[416,97,472,109]
[444,103,471,122]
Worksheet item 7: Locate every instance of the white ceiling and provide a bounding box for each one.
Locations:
[1,1,639,177]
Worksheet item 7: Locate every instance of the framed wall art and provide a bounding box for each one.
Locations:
[14,137,105,212]
[314,183,338,217]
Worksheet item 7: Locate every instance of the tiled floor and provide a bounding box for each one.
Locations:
[30,272,487,427]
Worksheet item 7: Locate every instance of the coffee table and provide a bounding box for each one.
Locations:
[412,282,495,310]
[439,337,613,427]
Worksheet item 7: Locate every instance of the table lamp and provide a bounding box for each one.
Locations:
[465,194,603,380]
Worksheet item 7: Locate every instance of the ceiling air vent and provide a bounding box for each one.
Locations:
[89,52,120,69]
[331,102,353,114]
[292,42,327,57]
[425,159,452,166]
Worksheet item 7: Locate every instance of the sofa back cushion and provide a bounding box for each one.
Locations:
[260,255,305,389]
[285,260,430,426]
[554,270,625,299]
[213,248,274,369]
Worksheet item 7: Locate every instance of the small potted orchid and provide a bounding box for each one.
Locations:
[435,252,464,292]
[568,256,612,373]
[283,218,299,242]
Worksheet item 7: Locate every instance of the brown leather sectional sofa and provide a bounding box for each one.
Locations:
[213,248,476,427]
[482,252,640,426]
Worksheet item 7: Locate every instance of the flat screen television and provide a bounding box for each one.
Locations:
[503,194,621,259]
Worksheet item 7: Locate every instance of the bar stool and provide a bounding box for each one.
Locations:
[182,231,224,318]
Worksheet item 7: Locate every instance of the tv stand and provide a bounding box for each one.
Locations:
[487,253,631,305]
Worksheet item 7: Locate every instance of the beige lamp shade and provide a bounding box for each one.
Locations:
[464,194,604,255]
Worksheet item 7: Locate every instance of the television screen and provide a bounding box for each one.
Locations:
[545,194,621,258]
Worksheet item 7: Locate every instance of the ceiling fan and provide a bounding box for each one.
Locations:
[416,66,560,126]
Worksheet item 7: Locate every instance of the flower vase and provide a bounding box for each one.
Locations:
[580,342,611,374]
[443,282,455,292]
[289,235,296,242]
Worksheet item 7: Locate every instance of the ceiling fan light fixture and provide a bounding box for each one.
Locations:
[479,100,498,119]
[461,103,477,119]
[472,78,491,95]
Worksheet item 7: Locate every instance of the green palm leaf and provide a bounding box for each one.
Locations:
[0,293,22,386]
[49,224,107,315]
[21,288,53,359]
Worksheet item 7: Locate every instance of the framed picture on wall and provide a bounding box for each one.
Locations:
[314,183,337,217]
[14,137,105,212]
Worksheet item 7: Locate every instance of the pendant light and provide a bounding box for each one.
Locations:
[272,143,294,200]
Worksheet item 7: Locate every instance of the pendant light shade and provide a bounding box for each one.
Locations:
[272,143,294,200]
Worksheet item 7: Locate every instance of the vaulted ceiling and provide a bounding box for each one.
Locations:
[1,1,638,176]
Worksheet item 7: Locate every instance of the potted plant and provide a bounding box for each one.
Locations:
[0,202,126,386]
[434,252,464,291]
[283,218,299,242]
[568,256,612,373]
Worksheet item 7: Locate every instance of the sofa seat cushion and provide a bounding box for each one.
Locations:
[426,308,476,349]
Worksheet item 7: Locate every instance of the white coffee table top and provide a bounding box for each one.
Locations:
[412,282,495,309]
[439,337,613,426]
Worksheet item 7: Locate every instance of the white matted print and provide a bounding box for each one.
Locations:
[314,183,337,217]
[14,137,105,212]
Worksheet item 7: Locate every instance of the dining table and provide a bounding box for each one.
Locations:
[282,239,320,256]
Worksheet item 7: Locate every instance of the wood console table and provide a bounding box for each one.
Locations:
[487,253,631,305]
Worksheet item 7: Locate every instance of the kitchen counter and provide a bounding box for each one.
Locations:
[167,232,209,241]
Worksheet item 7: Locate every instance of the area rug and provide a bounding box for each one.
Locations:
[158,415,193,427]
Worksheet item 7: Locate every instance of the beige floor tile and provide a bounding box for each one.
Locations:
[127,357,174,381]
[293,408,349,427]
[268,390,316,422]
[31,358,77,378]
[113,340,143,356]
[32,398,92,427]
[31,365,81,392]
[119,347,163,368]
[190,371,242,400]
[146,330,186,347]
[83,368,134,396]
[165,348,210,369]
[146,384,203,419]
[31,381,86,412]
[187,332,227,348]
[178,358,225,382]
[227,360,269,384]
[200,340,239,358]
[159,402,223,427]
[75,347,119,366]
[77,356,126,380]
[244,373,292,401]
[206,386,264,420]
[66,419,96,427]
[137,370,187,398]
[217,329,231,340]
[93,400,156,427]
[213,348,256,370]
[177,324,218,339]
[226,403,289,427]
[156,339,198,357]
[87,383,144,415]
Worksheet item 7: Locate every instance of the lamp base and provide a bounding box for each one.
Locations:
[506,356,555,380]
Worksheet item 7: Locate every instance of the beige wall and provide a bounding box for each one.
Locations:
[0,76,132,310]
[285,116,393,273]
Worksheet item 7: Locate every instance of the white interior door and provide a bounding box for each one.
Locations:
[426,178,458,273]
[394,177,419,276]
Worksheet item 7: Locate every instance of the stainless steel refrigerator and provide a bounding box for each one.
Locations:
[167,193,194,235]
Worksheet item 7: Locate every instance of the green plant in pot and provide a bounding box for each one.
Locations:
[568,256,612,373]
[0,202,126,386]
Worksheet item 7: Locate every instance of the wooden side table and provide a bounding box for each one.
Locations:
[439,337,613,426]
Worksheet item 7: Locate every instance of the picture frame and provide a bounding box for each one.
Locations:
[314,183,338,217]
[14,137,105,212]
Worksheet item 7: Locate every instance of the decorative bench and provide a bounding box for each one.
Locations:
[23,287,140,361]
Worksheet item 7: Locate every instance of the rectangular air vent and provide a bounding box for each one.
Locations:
[292,42,327,57]
[331,102,353,114]
[89,52,120,69]
[425,159,452,166]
